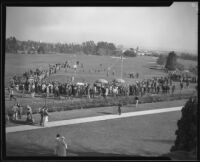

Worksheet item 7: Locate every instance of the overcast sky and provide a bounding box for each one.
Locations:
[6,2,198,54]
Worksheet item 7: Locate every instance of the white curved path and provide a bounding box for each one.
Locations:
[6,106,182,133]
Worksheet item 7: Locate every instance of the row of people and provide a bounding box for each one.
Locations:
[8,75,191,101]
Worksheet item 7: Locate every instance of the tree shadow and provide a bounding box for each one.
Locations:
[6,142,53,156]
[141,138,174,144]
[6,142,144,157]
[6,140,171,159]
[68,149,129,156]
[98,112,113,115]
[136,148,161,156]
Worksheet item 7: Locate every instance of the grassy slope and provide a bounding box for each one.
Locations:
[6,110,181,157]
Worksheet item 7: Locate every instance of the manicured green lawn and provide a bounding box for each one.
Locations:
[5,54,167,86]
[6,110,181,156]
[5,53,197,87]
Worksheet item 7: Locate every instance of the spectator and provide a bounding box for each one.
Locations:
[12,104,18,120]
[8,87,17,101]
[55,134,68,156]
[135,96,139,108]
[31,83,35,98]
[172,84,176,95]
[39,107,44,126]
[26,105,34,124]
[17,103,23,119]
[180,81,183,92]
[43,107,49,127]
[118,102,122,115]
[186,79,189,88]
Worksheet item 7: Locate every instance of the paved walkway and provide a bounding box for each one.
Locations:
[6,106,182,133]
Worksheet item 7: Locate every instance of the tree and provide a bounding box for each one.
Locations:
[123,50,137,57]
[6,37,18,53]
[37,45,45,54]
[171,97,197,159]
[96,41,116,56]
[165,51,177,70]
[82,41,96,55]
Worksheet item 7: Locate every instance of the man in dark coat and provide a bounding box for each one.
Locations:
[118,102,122,115]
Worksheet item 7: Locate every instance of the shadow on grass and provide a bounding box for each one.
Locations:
[9,119,39,126]
[6,142,171,159]
[141,138,174,144]
[136,148,161,156]
[6,143,53,156]
[6,142,128,157]
[68,150,129,156]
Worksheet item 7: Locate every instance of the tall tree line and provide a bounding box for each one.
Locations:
[6,37,118,56]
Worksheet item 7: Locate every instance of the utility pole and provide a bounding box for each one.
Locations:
[110,49,125,80]
[44,93,47,107]
[121,55,123,79]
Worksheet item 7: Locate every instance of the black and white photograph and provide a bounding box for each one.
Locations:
[4,2,198,160]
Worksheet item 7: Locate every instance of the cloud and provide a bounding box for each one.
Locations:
[6,3,198,53]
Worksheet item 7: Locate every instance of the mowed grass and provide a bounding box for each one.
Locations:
[5,53,197,86]
[5,53,166,86]
[6,110,181,156]
[177,58,197,69]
